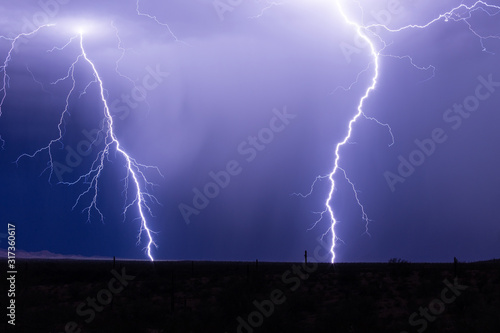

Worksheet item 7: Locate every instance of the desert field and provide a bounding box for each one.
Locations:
[2,259,499,332]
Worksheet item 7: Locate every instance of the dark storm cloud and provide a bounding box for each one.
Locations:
[0,0,499,262]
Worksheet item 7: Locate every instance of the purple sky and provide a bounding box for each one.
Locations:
[0,0,499,262]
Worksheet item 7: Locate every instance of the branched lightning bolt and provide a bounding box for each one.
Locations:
[135,0,190,46]
[0,24,55,148]
[249,0,286,19]
[110,21,152,113]
[304,0,500,263]
[366,1,500,52]
[339,167,371,237]
[66,32,161,261]
[330,62,372,94]
[26,66,51,95]
[293,1,385,263]
[5,25,162,261]
[313,0,383,263]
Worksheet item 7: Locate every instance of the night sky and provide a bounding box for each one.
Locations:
[1,0,499,263]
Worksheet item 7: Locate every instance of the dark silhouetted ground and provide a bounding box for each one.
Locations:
[2,259,499,332]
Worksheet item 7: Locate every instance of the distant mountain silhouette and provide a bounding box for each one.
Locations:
[0,248,110,260]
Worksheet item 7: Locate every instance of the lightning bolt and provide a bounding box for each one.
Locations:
[249,0,286,19]
[366,1,500,52]
[26,66,51,95]
[0,24,56,148]
[301,0,500,263]
[311,0,383,264]
[135,0,190,47]
[110,21,152,113]
[3,24,162,261]
[70,31,161,261]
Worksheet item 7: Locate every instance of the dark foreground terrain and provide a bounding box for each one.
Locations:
[2,259,499,333]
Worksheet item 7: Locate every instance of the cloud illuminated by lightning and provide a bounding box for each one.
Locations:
[2,24,162,261]
[297,0,500,263]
